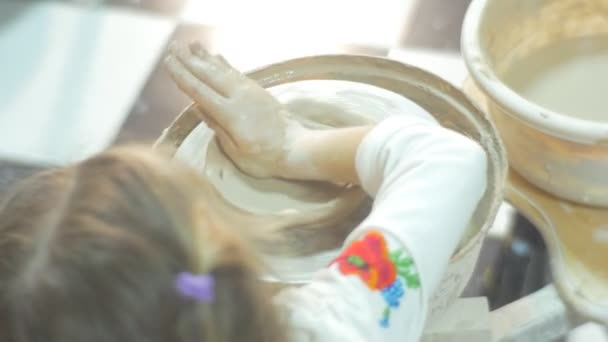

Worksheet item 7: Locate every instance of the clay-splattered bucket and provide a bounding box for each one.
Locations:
[462,0,608,206]
[155,55,507,319]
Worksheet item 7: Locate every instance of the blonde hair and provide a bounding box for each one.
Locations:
[0,146,288,342]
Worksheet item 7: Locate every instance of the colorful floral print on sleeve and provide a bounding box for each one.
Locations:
[330,230,420,328]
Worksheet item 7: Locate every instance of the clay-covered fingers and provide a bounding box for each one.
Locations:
[189,42,233,70]
[189,41,210,59]
[195,107,240,153]
[213,54,234,70]
[169,42,244,98]
[165,55,225,115]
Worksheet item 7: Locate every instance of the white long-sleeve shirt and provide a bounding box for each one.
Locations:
[274,115,487,341]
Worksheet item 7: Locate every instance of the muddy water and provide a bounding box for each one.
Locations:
[501,35,608,122]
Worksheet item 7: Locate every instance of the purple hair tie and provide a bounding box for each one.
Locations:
[175,272,215,303]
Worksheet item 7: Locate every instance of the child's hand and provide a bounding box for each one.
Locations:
[165,42,305,178]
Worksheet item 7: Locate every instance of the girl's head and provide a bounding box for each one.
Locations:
[0,146,287,342]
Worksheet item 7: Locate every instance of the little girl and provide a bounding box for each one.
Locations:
[0,43,486,342]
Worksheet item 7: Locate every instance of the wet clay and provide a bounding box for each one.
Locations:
[176,80,437,257]
[206,140,347,214]
[180,80,435,215]
[202,80,420,215]
[502,35,608,122]
[176,118,368,256]
[269,80,436,126]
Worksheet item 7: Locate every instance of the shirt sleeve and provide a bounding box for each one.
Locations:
[274,115,488,342]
